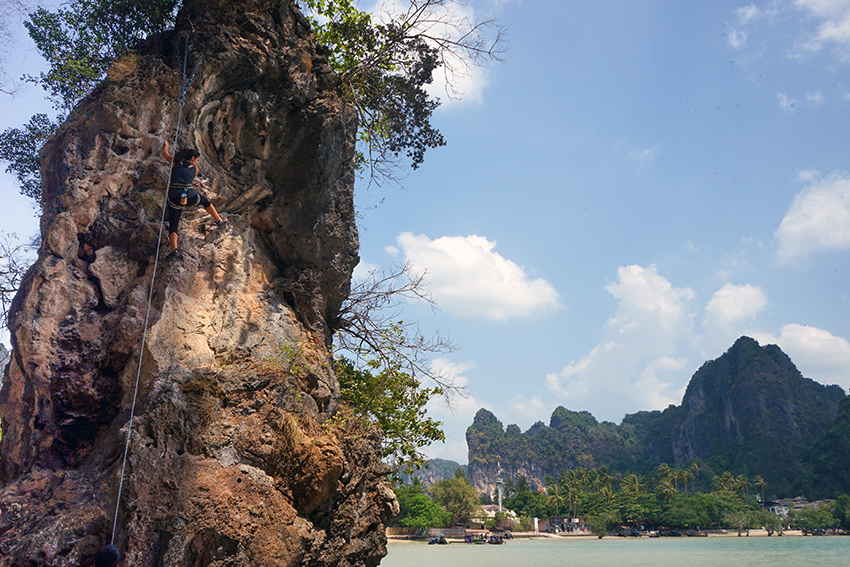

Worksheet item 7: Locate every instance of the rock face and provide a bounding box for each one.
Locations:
[0,1,396,565]
[642,336,845,490]
[466,408,629,495]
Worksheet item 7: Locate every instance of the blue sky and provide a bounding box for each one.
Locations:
[3,1,850,465]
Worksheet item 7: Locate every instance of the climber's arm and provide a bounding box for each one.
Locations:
[161,139,173,162]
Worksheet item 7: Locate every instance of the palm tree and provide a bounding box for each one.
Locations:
[598,485,614,512]
[565,487,582,519]
[655,463,671,484]
[656,478,677,502]
[687,462,701,493]
[754,475,767,508]
[547,484,566,517]
[621,473,644,495]
[712,471,735,493]
[681,467,695,494]
[735,474,751,500]
[596,466,613,491]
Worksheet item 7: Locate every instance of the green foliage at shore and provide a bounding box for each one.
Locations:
[394,479,451,530]
[502,464,842,533]
[430,468,480,526]
[392,463,850,533]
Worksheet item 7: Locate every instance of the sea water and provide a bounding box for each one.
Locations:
[381,535,850,567]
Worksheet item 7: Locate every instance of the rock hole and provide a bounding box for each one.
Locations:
[112,145,129,156]
[282,291,296,309]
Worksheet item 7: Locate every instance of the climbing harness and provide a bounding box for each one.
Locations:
[109,35,202,547]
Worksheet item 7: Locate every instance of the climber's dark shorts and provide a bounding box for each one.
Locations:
[167,193,212,235]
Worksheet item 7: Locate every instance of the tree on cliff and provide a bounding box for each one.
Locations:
[335,262,456,393]
[335,356,445,475]
[1,0,505,201]
[300,0,505,182]
[333,261,461,474]
[0,0,179,204]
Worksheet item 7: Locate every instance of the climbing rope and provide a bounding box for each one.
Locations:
[110,35,202,547]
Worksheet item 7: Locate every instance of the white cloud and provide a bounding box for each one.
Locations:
[777,92,798,109]
[703,283,768,330]
[728,29,749,49]
[775,170,850,263]
[506,394,548,424]
[616,139,661,167]
[807,90,826,104]
[737,4,760,23]
[545,265,695,421]
[394,232,562,320]
[696,283,768,358]
[630,145,661,165]
[603,265,696,352]
[352,260,379,281]
[795,0,850,56]
[753,324,850,389]
[427,358,479,415]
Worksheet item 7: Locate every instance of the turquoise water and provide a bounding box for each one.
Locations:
[381,536,850,567]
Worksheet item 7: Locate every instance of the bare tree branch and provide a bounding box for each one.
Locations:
[0,231,36,327]
[334,261,462,402]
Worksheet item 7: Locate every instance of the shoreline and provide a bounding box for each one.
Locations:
[387,528,817,542]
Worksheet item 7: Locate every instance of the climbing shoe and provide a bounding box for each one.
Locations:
[216,218,227,227]
[165,249,182,261]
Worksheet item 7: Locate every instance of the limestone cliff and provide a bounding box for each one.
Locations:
[0,1,397,565]
[467,337,846,498]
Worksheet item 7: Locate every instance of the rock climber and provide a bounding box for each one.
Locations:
[161,140,225,260]
[94,544,120,567]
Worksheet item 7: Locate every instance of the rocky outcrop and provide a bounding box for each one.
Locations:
[466,408,629,495]
[643,337,845,490]
[0,1,395,565]
[467,337,846,497]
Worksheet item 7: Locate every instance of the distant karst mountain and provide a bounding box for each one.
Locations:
[467,336,847,499]
[402,458,467,487]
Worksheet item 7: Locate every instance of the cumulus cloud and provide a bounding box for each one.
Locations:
[753,324,850,389]
[545,265,695,421]
[394,232,562,320]
[603,265,696,352]
[523,261,848,428]
[703,283,768,330]
[775,170,850,263]
[696,283,768,358]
